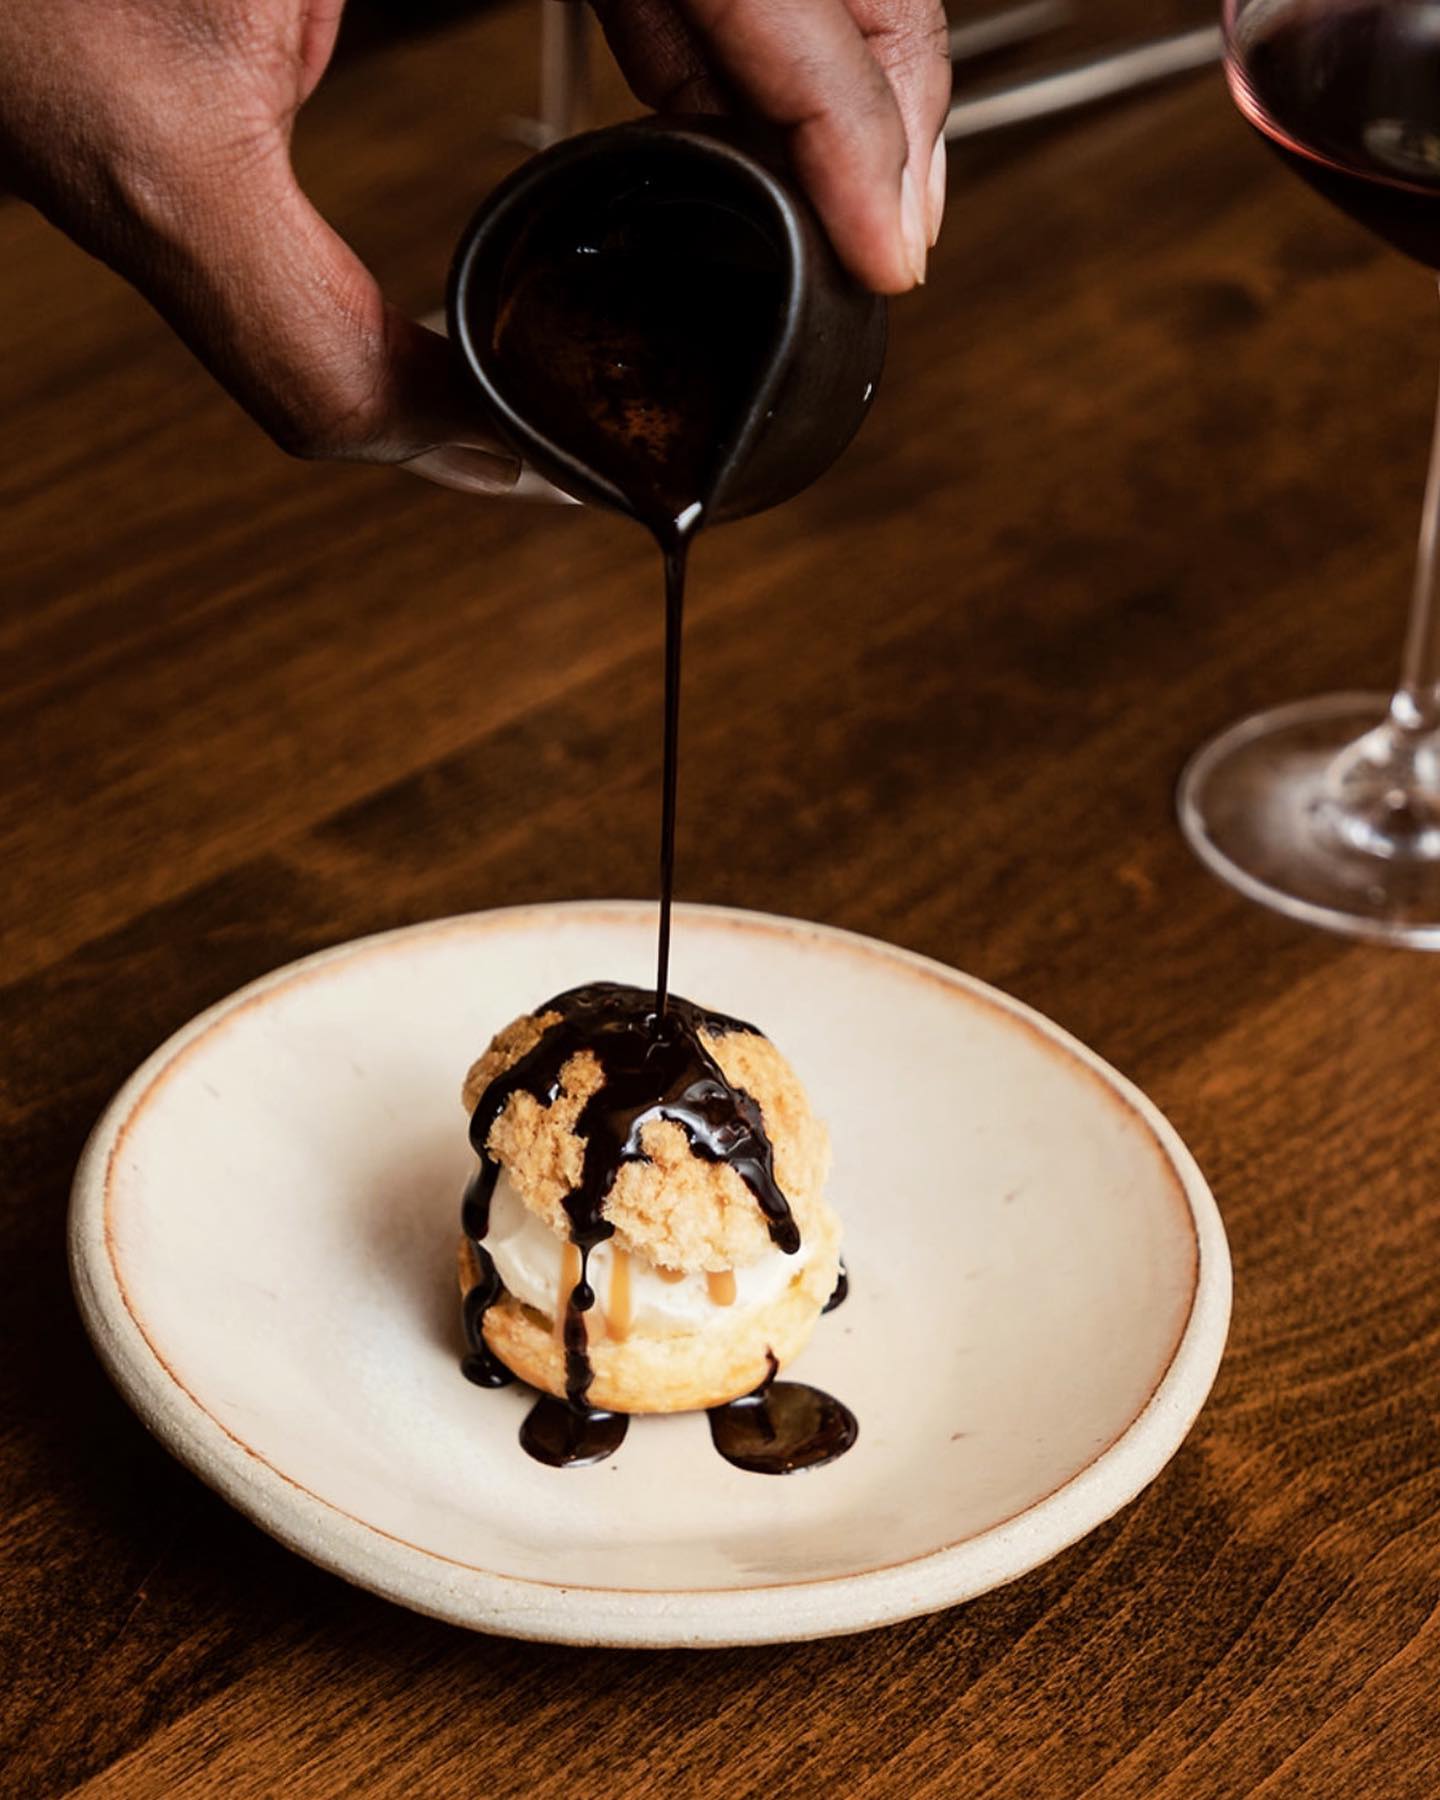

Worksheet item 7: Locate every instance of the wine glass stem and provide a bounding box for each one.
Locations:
[1391,285,1440,737]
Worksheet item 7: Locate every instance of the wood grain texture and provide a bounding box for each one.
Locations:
[5,1,1440,1793]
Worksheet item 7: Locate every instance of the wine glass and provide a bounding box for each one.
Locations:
[1179,0,1440,945]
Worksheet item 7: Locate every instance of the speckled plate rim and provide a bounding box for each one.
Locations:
[69,902,1231,1648]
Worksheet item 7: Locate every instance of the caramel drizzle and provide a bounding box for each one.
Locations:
[608,1246,633,1341]
[706,1269,737,1307]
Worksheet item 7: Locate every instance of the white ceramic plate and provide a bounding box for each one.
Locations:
[70,903,1230,1647]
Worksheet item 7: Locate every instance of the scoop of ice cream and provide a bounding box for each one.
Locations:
[483,1169,823,1337]
[459,1202,843,1414]
[461,1002,830,1273]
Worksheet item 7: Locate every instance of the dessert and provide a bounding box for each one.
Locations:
[457,981,854,1470]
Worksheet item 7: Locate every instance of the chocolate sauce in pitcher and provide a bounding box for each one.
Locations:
[460,172,856,1473]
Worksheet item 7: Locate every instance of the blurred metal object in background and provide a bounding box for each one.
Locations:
[945,25,1224,142]
[506,4,1222,157]
[949,2,1072,64]
[509,0,592,148]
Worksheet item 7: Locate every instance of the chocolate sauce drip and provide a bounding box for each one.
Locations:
[460,1167,493,1242]
[468,983,799,1257]
[708,1353,858,1475]
[459,172,858,1474]
[563,1274,596,1405]
[521,1270,630,1467]
[520,1396,630,1467]
[459,1244,516,1389]
[823,1260,849,1314]
[654,532,689,1016]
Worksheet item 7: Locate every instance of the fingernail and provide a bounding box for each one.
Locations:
[400,445,523,495]
[927,136,948,248]
[900,165,928,287]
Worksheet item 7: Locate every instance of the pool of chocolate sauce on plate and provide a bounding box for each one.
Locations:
[460,178,854,1472]
[708,1352,857,1475]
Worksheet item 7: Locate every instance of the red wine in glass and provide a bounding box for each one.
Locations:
[1178,0,1440,944]
[1230,2,1440,266]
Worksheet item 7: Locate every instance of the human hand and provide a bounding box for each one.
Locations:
[0,0,528,493]
[0,0,948,490]
[591,0,952,292]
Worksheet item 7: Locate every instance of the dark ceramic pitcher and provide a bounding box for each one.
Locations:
[447,116,888,525]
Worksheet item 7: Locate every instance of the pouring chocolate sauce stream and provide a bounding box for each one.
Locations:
[460,179,854,1471]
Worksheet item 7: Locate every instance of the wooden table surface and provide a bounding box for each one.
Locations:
[6,2,1440,1793]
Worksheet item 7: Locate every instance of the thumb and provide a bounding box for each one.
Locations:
[88,134,506,469]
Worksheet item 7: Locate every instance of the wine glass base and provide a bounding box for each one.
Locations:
[1178,692,1440,949]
